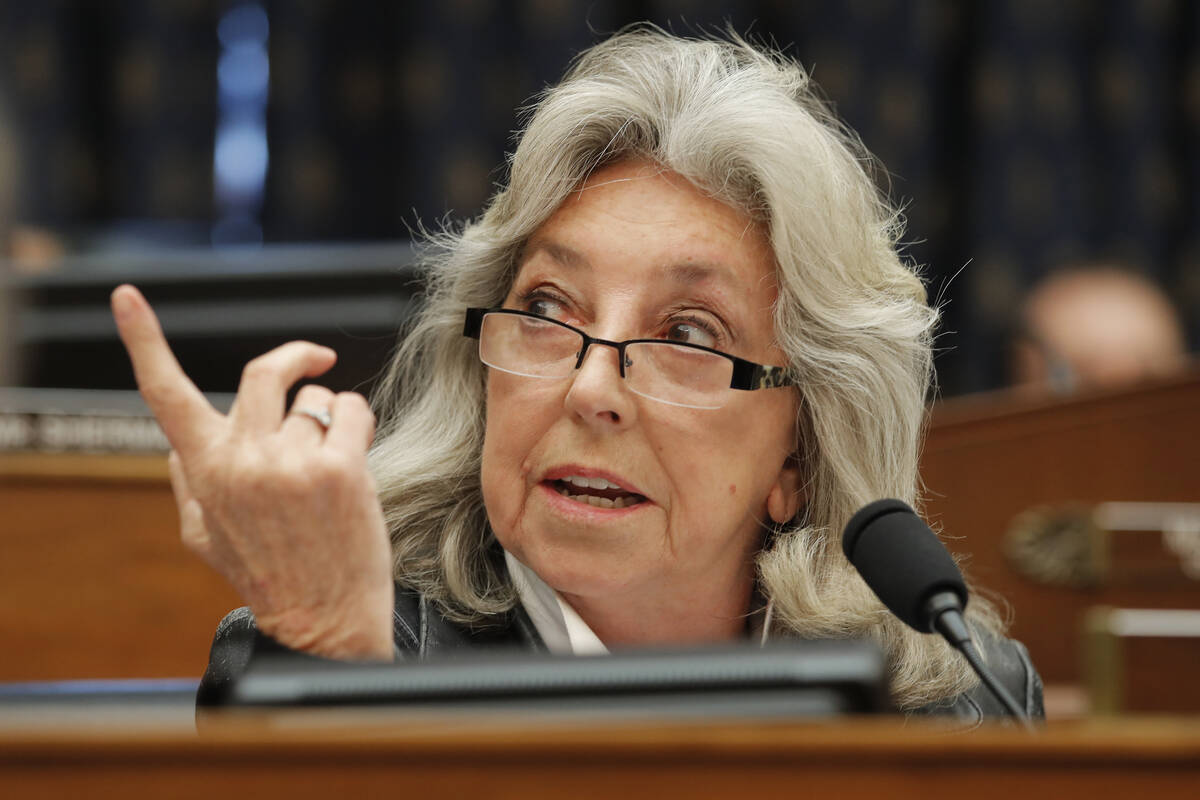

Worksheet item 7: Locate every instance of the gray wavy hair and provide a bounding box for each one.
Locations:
[368,25,1003,709]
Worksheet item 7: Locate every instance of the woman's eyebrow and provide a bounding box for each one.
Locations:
[664,261,741,293]
[523,240,749,302]
[663,262,756,330]
[521,239,589,269]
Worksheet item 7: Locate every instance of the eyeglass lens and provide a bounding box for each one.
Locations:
[478,312,733,409]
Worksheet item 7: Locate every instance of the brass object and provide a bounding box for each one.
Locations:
[1005,502,1200,588]
[1003,506,1109,588]
[1083,606,1122,715]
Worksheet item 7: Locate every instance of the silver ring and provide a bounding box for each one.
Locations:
[293,406,333,431]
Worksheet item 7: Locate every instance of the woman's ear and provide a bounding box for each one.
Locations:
[766,454,805,524]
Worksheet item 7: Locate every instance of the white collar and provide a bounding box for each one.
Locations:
[504,551,609,656]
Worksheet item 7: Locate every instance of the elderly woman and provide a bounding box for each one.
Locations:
[113,28,1041,719]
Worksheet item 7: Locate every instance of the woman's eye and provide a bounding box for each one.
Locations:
[525,295,566,319]
[665,320,719,348]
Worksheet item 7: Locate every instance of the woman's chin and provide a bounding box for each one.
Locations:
[525,552,638,601]
[502,492,666,597]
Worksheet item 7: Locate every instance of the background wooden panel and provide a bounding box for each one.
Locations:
[0,454,239,681]
[921,368,1200,686]
[1115,637,1200,713]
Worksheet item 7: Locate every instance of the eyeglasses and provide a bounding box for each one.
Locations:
[463,307,795,410]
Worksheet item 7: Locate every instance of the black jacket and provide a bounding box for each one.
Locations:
[198,584,1044,725]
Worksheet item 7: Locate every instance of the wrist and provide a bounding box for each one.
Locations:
[256,590,395,662]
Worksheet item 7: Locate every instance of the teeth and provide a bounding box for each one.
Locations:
[555,486,638,509]
[563,475,622,491]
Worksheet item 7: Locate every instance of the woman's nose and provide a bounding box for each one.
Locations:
[563,341,637,429]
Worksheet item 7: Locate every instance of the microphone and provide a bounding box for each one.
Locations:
[842,499,1031,726]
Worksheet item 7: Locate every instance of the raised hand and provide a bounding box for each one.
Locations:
[111,285,395,661]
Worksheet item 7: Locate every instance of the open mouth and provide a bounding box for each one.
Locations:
[548,476,648,510]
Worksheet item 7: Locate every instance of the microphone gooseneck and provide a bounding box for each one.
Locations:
[842,499,1032,728]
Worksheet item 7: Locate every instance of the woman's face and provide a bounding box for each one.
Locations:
[480,160,802,631]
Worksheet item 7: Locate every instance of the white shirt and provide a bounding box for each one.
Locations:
[504,551,609,656]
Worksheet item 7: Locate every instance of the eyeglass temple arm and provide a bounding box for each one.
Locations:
[730,359,795,391]
[463,308,486,338]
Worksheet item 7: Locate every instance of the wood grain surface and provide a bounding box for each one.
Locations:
[2,715,1199,799]
[0,453,238,681]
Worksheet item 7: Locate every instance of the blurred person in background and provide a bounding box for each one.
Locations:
[1011,265,1188,394]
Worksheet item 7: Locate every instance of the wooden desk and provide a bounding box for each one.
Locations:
[922,370,1200,686]
[2,714,1199,798]
[0,452,239,681]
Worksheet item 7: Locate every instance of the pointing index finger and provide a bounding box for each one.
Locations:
[112,285,222,457]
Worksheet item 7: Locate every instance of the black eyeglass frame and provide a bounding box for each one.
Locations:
[463,307,796,392]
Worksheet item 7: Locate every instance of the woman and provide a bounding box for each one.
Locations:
[113,27,1041,718]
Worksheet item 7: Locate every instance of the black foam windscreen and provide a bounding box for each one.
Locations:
[841,499,968,633]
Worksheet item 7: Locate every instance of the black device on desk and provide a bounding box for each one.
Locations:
[225,640,889,720]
